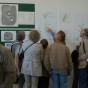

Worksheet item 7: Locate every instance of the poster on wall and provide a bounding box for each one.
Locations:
[0,3,35,29]
[0,4,18,27]
[1,31,16,42]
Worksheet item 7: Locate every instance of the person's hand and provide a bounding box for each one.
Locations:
[47,27,52,32]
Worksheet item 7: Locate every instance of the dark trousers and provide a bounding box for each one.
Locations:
[79,68,88,88]
[14,74,25,88]
[72,67,79,88]
[38,76,50,88]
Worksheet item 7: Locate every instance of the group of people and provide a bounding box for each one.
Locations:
[0,28,88,88]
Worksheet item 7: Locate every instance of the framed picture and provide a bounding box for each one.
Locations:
[1,31,16,42]
[0,4,18,27]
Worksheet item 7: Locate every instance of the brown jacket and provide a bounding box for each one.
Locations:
[0,44,16,88]
[78,38,88,68]
[44,42,72,74]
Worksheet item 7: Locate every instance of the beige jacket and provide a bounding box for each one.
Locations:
[78,38,88,68]
[44,42,72,74]
[21,41,43,76]
[0,44,16,88]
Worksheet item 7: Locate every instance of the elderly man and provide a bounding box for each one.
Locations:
[0,44,16,88]
[44,33,72,88]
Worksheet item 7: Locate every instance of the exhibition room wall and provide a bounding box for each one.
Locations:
[1,0,88,51]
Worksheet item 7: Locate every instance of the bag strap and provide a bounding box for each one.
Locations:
[83,38,88,53]
[23,42,35,53]
[83,42,86,53]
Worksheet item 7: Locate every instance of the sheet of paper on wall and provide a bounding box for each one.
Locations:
[19,12,35,25]
[39,11,57,44]
[0,4,18,27]
[1,31,16,42]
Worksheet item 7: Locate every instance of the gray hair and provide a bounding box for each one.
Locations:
[29,30,40,42]
[16,31,25,41]
[83,28,88,38]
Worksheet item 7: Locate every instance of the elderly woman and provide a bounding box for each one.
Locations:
[21,30,43,88]
[13,31,25,88]
[78,28,88,88]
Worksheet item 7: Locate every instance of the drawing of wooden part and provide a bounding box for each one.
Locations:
[4,32,13,40]
[1,5,17,25]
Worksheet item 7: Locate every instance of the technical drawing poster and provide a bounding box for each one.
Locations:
[1,31,16,42]
[0,3,35,28]
[0,4,18,27]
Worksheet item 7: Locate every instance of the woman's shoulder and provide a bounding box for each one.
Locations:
[23,40,32,45]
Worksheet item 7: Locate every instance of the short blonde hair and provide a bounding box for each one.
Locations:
[29,30,40,42]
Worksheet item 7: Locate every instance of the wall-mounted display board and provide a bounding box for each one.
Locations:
[0,3,35,47]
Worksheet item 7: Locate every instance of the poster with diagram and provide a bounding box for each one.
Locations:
[0,4,18,27]
[0,4,35,28]
[1,31,16,42]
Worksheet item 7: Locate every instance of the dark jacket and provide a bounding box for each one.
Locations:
[71,49,79,68]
